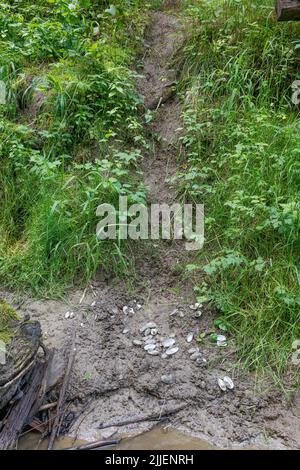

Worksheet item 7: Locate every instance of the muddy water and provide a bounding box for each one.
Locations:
[18,427,213,450]
[117,427,214,450]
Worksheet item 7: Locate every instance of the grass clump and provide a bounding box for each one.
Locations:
[177,0,300,373]
[0,299,18,343]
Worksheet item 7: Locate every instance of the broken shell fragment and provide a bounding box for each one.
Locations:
[140,322,157,333]
[162,338,176,348]
[188,347,198,355]
[133,339,143,346]
[170,309,178,316]
[161,374,174,384]
[189,303,200,310]
[123,306,135,315]
[145,338,156,345]
[190,352,202,361]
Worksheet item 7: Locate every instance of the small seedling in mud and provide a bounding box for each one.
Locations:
[196,332,206,344]
[214,318,230,332]
[84,372,93,381]
[145,110,154,123]
[210,333,218,344]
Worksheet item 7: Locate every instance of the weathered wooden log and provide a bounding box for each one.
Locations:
[0,359,48,449]
[276,0,300,21]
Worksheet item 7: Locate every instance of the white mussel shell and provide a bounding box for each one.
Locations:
[148,350,159,356]
[217,378,227,392]
[223,376,234,390]
[187,333,193,343]
[144,343,157,351]
[165,347,179,356]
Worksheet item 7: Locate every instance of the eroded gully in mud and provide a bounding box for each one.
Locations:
[7,5,300,450]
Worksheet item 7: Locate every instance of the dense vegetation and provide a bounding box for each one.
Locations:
[178,0,300,372]
[0,0,299,373]
[0,0,151,295]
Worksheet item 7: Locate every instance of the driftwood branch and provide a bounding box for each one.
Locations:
[48,332,76,450]
[64,439,120,451]
[98,404,187,430]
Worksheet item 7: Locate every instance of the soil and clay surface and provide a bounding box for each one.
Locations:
[4,4,300,450]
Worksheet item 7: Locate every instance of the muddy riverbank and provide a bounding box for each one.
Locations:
[3,3,300,451]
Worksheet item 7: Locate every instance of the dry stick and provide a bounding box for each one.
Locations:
[39,402,58,412]
[98,404,187,430]
[48,331,76,450]
[64,439,120,451]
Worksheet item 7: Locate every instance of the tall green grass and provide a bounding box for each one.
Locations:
[178,0,300,373]
[0,0,150,294]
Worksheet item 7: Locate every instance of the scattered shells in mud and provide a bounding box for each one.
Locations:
[124,306,135,315]
[65,311,74,319]
[90,301,96,307]
[162,338,176,348]
[150,328,158,336]
[189,303,200,311]
[161,353,167,359]
[133,339,143,346]
[190,351,202,361]
[161,374,174,384]
[165,346,179,356]
[186,333,193,343]
[122,328,129,334]
[140,322,157,333]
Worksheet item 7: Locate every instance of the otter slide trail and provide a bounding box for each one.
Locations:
[4,4,300,450]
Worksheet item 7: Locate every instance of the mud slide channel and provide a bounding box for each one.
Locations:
[8,4,300,450]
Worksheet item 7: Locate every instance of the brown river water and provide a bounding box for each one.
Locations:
[18,426,213,450]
